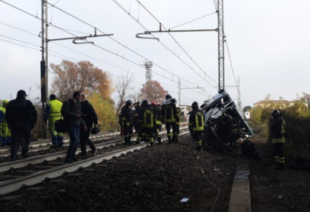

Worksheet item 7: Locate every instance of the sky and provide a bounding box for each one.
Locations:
[1,0,310,107]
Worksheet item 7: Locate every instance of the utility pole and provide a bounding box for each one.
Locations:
[41,0,47,138]
[237,77,242,113]
[45,0,49,99]
[178,78,181,105]
[217,0,225,91]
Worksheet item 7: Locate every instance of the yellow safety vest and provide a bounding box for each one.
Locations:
[0,107,8,127]
[48,100,63,118]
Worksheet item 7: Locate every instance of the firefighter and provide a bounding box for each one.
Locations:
[45,94,64,147]
[0,100,10,146]
[271,109,286,169]
[162,94,177,144]
[136,100,156,146]
[133,102,141,134]
[121,100,133,145]
[171,98,181,143]
[189,101,204,151]
[151,101,162,144]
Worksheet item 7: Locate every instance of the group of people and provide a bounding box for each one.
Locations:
[0,90,99,162]
[119,94,182,146]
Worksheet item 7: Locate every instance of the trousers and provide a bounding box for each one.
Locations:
[273,143,285,164]
[66,126,80,162]
[10,123,31,161]
[165,122,177,143]
[79,126,95,155]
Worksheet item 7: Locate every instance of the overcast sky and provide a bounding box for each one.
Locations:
[1,0,310,107]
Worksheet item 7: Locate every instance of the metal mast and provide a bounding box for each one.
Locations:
[217,0,225,91]
[41,0,47,138]
[144,61,153,82]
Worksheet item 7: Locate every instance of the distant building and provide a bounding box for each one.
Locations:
[179,104,190,121]
[304,94,310,104]
[245,111,250,120]
[253,100,290,108]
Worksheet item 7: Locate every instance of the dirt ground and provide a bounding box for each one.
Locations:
[0,134,236,212]
[249,121,310,212]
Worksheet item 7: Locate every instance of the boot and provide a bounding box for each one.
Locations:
[196,146,201,152]
[124,137,128,145]
[51,136,58,147]
[58,136,64,147]
[128,136,132,145]
[157,137,162,145]
[168,137,172,144]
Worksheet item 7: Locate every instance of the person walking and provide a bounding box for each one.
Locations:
[188,101,204,151]
[80,94,98,156]
[6,90,37,161]
[45,94,64,147]
[133,102,141,134]
[271,109,286,169]
[61,91,86,163]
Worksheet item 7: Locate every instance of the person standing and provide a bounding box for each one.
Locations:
[45,94,64,147]
[162,94,177,144]
[61,91,86,163]
[121,100,133,145]
[271,109,286,169]
[151,101,162,144]
[189,101,204,151]
[133,102,141,134]
[80,94,98,156]
[0,100,10,146]
[171,98,181,143]
[136,100,156,146]
[6,90,37,161]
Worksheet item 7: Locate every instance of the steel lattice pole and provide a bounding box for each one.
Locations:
[217,0,225,91]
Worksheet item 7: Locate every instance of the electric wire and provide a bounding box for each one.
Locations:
[0,1,206,100]
[112,0,216,90]
[170,12,216,30]
[43,0,210,92]
[135,0,217,84]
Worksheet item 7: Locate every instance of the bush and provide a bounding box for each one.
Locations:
[88,92,119,132]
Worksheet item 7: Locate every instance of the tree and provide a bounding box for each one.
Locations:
[50,60,113,101]
[243,105,252,113]
[88,92,118,131]
[140,80,167,103]
[128,88,140,103]
[115,73,134,114]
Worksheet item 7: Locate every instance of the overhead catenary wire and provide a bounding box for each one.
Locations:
[112,0,216,90]
[135,0,217,84]
[0,0,207,100]
[170,12,216,30]
[42,0,211,93]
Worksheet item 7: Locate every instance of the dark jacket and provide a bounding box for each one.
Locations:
[6,98,37,129]
[162,100,177,123]
[189,109,204,131]
[138,105,156,128]
[81,100,98,127]
[121,105,133,126]
[61,98,85,127]
[272,116,285,142]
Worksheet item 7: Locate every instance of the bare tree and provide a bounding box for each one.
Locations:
[115,73,134,114]
[128,88,140,103]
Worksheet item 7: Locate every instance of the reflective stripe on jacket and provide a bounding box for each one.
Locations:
[189,109,204,131]
[272,117,286,144]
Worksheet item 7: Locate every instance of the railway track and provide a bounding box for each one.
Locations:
[0,128,189,195]
[0,123,187,156]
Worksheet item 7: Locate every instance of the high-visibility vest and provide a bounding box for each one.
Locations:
[140,109,155,128]
[272,119,286,144]
[164,104,176,123]
[189,111,204,131]
[0,106,8,127]
[48,100,63,118]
